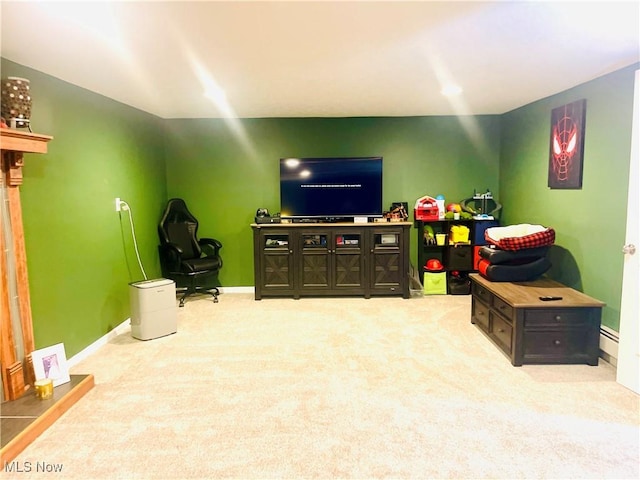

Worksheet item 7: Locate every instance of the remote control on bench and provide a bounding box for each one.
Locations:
[539,296,563,301]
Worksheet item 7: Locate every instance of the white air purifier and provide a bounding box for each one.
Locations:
[129,278,177,340]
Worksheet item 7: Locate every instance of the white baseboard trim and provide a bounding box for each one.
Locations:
[599,325,619,367]
[219,286,255,294]
[67,288,254,368]
[67,318,131,369]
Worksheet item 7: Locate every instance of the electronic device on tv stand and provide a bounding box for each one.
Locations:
[255,208,281,224]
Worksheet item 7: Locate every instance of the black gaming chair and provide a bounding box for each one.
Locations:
[158,198,223,307]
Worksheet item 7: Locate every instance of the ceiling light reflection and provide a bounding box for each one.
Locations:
[441,84,463,97]
[187,53,257,158]
[426,47,492,163]
[284,159,300,168]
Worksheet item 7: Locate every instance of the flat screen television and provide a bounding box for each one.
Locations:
[279,156,383,220]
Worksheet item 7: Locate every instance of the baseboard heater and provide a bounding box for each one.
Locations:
[599,325,619,366]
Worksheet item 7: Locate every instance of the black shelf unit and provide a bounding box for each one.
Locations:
[415,219,498,294]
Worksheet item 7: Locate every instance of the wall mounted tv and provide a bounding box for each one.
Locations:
[279,156,383,220]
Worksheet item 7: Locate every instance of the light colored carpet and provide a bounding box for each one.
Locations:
[5,293,639,479]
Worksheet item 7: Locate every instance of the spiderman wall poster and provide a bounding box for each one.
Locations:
[548,99,586,189]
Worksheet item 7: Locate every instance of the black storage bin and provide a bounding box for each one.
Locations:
[447,245,473,271]
[448,273,471,295]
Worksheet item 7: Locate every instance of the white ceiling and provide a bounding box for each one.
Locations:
[1,1,639,119]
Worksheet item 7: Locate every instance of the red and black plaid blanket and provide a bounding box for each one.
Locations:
[485,227,555,251]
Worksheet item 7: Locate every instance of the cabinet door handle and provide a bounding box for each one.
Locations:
[497,328,505,333]
[553,340,561,345]
[554,315,562,321]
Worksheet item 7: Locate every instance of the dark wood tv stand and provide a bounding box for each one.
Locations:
[251,222,411,299]
[470,274,604,366]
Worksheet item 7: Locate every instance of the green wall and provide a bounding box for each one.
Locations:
[500,63,638,331]
[2,57,636,361]
[163,116,501,286]
[2,59,167,357]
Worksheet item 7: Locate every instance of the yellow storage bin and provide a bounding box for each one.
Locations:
[450,225,470,244]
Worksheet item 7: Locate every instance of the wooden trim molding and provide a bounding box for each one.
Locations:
[6,362,25,400]
[1,374,95,464]
[8,187,35,356]
[0,128,52,401]
[0,213,15,396]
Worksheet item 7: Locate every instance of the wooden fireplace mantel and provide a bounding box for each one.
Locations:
[1,128,53,401]
[0,129,52,154]
[1,129,96,465]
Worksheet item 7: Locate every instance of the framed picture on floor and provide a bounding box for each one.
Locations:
[548,99,587,189]
[31,343,71,387]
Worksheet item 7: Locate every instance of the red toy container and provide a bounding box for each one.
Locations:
[414,196,439,221]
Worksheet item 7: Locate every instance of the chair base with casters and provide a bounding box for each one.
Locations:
[175,271,220,307]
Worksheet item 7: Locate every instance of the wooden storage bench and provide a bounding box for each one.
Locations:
[470,274,604,366]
